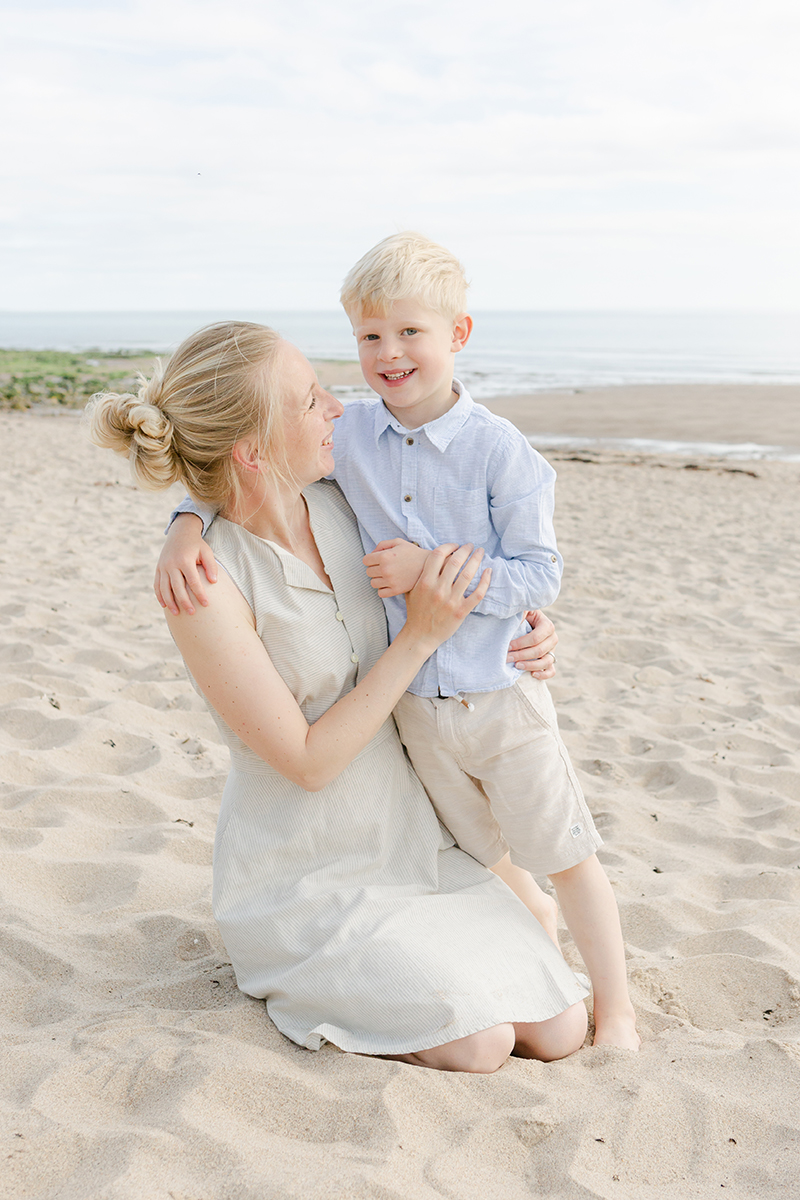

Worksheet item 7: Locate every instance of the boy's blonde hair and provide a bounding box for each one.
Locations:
[86,321,287,513]
[340,232,469,320]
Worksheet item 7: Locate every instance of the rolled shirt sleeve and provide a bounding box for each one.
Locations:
[166,495,217,537]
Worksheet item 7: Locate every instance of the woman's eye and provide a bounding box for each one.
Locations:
[308,396,316,409]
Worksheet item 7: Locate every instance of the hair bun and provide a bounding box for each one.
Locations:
[86,383,180,491]
[128,397,173,443]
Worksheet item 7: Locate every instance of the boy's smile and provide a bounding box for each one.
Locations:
[350,300,473,429]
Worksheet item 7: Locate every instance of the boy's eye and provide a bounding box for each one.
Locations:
[363,333,379,341]
[402,328,418,336]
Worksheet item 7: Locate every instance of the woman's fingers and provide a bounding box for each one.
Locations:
[464,565,492,610]
[422,544,491,609]
[427,542,475,583]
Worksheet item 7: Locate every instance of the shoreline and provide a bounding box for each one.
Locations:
[312,369,800,458]
[479,383,800,453]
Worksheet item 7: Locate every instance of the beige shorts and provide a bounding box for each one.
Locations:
[393,673,602,877]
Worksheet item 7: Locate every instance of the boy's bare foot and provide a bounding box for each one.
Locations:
[592,1009,640,1050]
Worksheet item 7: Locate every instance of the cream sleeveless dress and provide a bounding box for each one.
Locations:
[197,480,588,1055]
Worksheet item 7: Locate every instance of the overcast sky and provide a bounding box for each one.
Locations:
[1,0,799,311]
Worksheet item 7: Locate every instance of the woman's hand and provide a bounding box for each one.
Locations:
[403,544,491,652]
[164,543,490,794]
[507,610,558,679]
[154,514,218,615]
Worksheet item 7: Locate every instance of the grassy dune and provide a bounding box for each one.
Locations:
[0,350,364,410]
[0,349,161,410]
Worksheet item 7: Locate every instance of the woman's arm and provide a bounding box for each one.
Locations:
[165,544,490,792]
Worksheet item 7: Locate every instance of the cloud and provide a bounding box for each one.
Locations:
[1,0,798,309]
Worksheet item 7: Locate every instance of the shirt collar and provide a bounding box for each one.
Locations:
[372,379,474,452]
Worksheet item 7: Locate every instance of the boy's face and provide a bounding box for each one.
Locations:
[350,299,473,429]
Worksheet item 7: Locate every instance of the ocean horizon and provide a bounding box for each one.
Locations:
[2,309,799,401]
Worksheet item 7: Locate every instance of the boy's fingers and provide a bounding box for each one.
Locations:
[198,545,218,584]
[168,572,196,616]
[158,576,180,616]
[373,538,401,552]
[187,567,209,607]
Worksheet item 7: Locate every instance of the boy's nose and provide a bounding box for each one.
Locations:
[378,338,402,362]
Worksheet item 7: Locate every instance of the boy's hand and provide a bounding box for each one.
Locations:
[507,610,558,678]
[154,513,218,616]
[363,539,433,598]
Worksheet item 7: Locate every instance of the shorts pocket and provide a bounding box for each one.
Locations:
[512,673,558,732]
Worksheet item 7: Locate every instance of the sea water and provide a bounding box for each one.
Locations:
[2,309,799,459]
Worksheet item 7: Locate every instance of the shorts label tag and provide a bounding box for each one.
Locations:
[569,823,583,838]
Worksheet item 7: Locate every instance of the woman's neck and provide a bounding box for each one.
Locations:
[223,477,332,589]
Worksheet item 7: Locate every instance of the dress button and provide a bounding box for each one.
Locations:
[404,494,412,502]
[335,610,344,621]
[350,653,359,664]
[406,437,414,445]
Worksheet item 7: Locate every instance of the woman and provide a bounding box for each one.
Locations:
[88,321,588,1072]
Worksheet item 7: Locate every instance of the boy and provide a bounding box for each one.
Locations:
[158,233,639,1049]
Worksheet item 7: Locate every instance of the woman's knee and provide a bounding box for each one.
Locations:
[513,1002,588,1062]
[415,1023,516,1073]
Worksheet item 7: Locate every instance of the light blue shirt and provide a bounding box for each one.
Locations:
[172,380,562,697]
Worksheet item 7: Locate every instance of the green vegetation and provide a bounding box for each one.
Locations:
[0,349,162,411]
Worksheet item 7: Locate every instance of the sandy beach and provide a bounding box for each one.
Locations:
[1,384,799,1199]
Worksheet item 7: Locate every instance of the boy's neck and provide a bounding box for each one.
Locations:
[382,384,460,430]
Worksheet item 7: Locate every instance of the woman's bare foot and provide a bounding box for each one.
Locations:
[592,1008,641,1050]
[490,854,560,947]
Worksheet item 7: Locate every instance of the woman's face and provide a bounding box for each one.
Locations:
[279,342,344,485]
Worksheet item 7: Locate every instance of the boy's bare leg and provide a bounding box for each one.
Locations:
[548,854,640,1050]
[490,853,560,947]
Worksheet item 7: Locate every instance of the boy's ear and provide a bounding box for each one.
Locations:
[232,436,262,474]
[451,313,473,353]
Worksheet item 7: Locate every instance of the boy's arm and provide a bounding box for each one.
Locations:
[154,496,219,615]
[467,432,562,620]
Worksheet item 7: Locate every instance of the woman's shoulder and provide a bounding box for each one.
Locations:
[304,479,359,531]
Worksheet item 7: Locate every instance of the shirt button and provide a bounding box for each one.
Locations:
[406,437,414,445]
[404,494,412,502]
[550,555,557,563]
[350,653,359,664]
[335,611,344,621]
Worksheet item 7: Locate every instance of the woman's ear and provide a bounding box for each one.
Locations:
[451,313,474,353]
[232,436,262,474]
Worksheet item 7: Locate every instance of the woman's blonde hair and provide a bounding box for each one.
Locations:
[86,321,286,511]
[340,231,469,320]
